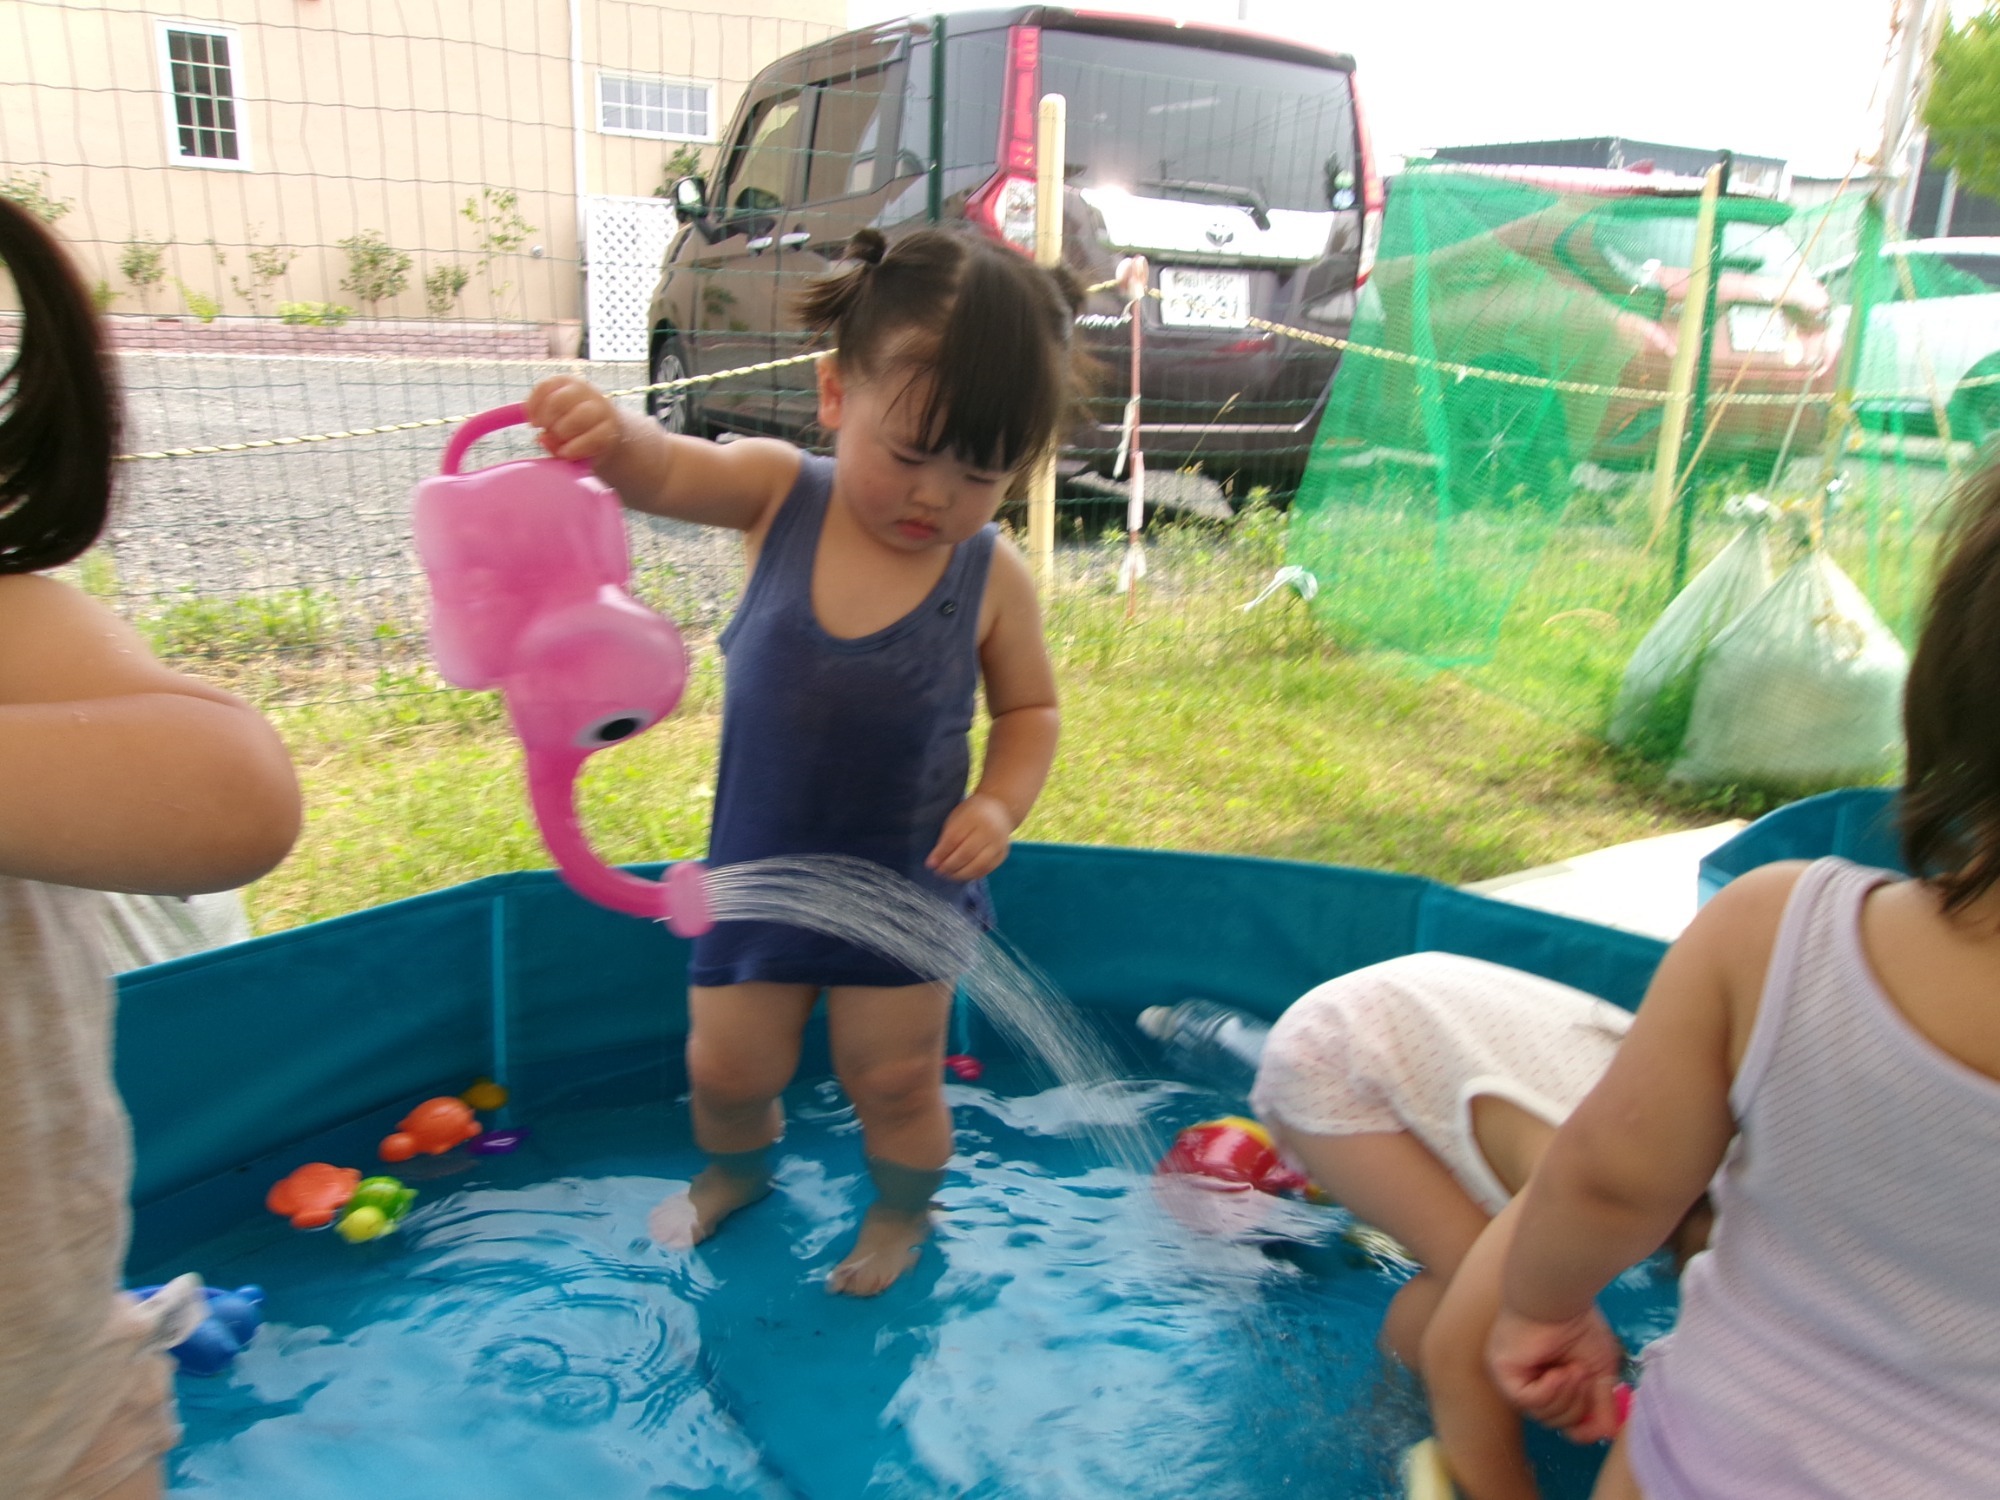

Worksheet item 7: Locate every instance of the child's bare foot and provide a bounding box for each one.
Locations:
[648,1161,772,1249]
[826,1205,932,1296]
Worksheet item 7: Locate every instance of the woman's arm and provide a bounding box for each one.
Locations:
[525,377,797,533]
[0,575,301,894]
[928,540,1058,881]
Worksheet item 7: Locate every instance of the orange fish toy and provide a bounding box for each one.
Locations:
[265,1163,363,1230]
[379,1097,483,1162]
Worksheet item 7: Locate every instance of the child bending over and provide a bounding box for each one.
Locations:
[526,227,1072,1295]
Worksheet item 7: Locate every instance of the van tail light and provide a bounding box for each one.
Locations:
[1351,74,1385,286]
[968,24,1042,255]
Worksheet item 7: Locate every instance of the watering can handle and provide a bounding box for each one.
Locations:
[440,403,531,476]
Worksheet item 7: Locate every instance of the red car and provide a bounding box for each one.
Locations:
[1354,165,1835,498]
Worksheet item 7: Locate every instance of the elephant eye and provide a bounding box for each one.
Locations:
[576,712,649,748]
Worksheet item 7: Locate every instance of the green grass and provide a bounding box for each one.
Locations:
[1288,443,1957,742]
[240,527,1727,934]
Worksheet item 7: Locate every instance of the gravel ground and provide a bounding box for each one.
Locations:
[102,352,1226,681]
[109,352,747,643]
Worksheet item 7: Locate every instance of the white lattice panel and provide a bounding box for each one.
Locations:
[586,195,678,362]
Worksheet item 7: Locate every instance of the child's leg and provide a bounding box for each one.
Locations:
[1268,1122,1492,1362]
[824,979,953,1296]
[1420,1198,1538,1500]
[650,981,818,1248]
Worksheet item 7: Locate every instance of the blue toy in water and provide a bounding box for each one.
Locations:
[132,1283,264,1376]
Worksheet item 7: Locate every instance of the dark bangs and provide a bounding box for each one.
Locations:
[794,227,1081,474]
[902,249,1071,472]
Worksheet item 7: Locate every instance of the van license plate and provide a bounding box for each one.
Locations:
[1160,268,1251,328]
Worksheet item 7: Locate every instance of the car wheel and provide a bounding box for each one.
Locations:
[1444,366,1570,508]
[647,335,700,436]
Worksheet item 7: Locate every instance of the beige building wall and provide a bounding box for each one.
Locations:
[1,0,844,323]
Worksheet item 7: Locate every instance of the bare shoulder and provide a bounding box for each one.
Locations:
[980,532,1038,614]
[0,573,228,706]
[718,438,803,534]
[0,573,135,675]
[1661,860,1809,1064]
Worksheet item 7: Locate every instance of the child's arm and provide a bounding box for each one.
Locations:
[525,376,798,533]
[0,575,300,895]
[928,539,1058,882]
[1421,1198,1551,1500]
[1488,864,1800,1430]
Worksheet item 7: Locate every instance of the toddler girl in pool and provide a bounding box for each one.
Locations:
[1481,462,2000,1497]
[0,199,302,1498]
[526,227,1074,1296]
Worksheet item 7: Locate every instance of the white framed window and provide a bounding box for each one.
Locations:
[597,72,712,142]
[155,19,252,170]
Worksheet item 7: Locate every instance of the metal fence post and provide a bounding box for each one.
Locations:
[1672,151,1733,595]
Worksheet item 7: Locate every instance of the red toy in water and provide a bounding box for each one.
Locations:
[266,1163,363,1229]
[380,1097,483,1162]
[1157,1116,1309,1197]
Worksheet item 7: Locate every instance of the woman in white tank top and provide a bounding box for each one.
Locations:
[1481,469,2000,1499]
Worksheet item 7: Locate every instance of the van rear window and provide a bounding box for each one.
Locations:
[1039,32,1356,215]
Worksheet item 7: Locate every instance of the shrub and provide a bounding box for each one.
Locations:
[0,170,71,224]
[222,232,297,315]
[461,188,536,317]
[278,301,353,327]
[424,262,471,317]
[654,143,707,197]
[120,237,168,312]
[177,280,221,323]
[336,230,412,312]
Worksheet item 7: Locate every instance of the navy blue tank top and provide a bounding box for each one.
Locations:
[688,452,997,989]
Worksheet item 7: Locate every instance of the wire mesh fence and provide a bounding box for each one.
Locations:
[2,0,1982,811]
[1287,163,1974,791]
[4,2,1385,724]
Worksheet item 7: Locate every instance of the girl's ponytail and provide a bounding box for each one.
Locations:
[0,196,117,574]
[795,228,889,340]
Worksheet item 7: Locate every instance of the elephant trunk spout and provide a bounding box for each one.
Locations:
[524,749,714,937]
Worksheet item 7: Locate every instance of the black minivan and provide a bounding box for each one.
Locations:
[645,7,1379,491]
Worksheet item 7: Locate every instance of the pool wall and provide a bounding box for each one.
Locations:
[119,843,1669,1271]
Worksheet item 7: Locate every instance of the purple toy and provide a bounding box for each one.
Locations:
[413,404,713,935]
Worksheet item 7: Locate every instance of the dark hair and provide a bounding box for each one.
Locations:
[794,227,1085,472]
[1901,458,2000,912]
[0,196,116,573]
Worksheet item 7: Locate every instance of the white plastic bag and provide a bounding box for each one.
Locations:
[1669,551,1908,788]
[1609,511,1773,759]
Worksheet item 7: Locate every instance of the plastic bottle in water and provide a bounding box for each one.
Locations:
[1137,999,1271,1095]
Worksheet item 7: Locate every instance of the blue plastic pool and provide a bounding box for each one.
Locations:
[121,845,1677,1498]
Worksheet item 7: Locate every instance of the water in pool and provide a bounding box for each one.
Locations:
[140,1047,1679,1500]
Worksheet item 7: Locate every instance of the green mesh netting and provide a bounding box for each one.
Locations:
[1285,165,1968,790]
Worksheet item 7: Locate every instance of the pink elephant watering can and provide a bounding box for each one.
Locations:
[412,404,713,936]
